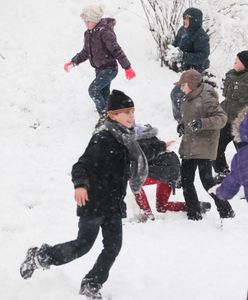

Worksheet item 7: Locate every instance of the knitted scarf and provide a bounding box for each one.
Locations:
[104,120,148,194]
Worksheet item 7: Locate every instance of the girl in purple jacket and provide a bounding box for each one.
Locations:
[64,4,135,127]
[214,106,248,202]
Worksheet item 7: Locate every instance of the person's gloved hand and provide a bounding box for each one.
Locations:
[64,61,74,72]
[177,123,184,137]
[125,67,136,80]
[188,119,202,132]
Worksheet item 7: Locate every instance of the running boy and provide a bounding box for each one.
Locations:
[20,90,146,299]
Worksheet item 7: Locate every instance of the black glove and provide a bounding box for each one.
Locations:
[188,119,202,132]
[177,123,184,137]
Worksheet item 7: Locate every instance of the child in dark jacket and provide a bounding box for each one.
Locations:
[213,106,248,202]
[168,7,210,123]
[20,90,146,299]
[133,123,187,222]
[64,4,136,125]
[213,51,248,182]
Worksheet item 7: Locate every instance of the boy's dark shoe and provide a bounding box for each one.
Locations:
[199,201,211,214]
[218,207,235,219]
[187,210,203,221]
[137,211,155,222]
[20,247,39,279]
[20,243,51,279]
[79,279,102,299]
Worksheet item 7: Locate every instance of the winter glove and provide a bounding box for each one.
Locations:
[64,61,74,72]
[125,67,136,80]
[177,123,184,137]
[188,119,202,132]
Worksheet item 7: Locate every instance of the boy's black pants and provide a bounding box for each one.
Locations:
[181,159,232,214]
[47,215,122,285]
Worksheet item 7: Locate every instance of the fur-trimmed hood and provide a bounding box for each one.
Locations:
[232,106,248,143]
[134,123,158,140]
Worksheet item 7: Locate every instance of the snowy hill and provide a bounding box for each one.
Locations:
[1,1,248,299]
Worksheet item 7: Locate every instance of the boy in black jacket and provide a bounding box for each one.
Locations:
[20,90,147,299]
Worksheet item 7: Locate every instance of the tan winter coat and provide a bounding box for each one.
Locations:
[179,83,227,160]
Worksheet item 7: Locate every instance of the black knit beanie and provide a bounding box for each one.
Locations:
[237,51,248,69]
[107,90,134,111]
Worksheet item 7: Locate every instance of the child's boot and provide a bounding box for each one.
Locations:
[20,243,52,279]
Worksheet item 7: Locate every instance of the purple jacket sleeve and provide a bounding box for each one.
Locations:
[71,47,88,66]
[101,29,131,69]
[216,154,241,200]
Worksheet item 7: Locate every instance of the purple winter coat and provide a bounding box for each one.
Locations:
[216,114,248,201]
[71,18,131,70]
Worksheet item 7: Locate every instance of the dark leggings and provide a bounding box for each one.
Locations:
[213,123,243,173]
[48,215,122,285]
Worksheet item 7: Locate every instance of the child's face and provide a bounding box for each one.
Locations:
[109,109,135,128]
[84,21,97,30]
[183,16,190,28]
[233,56,246,72]
[180,82,192,94]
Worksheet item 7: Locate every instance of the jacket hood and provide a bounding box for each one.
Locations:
[134,123,158,140]
[232,106,248,143]
[183,7,203,31]
[96,17,116,30]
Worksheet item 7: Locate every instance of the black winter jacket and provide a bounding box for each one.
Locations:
[71,130,130,218]
[173,8,210,72]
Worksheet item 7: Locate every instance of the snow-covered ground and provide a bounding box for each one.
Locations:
[1,0,248,299]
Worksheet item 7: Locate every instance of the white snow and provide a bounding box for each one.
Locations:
[1,0,248,299]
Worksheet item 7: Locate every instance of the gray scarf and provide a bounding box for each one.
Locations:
[103,120,148,194]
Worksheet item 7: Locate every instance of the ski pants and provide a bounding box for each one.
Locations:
[48,215,122,285]
[181,159,233,214]
[88,67,118,115]
[134,177,186,213]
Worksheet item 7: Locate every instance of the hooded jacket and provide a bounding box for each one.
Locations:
[179,83,227,160]
[72,18,130,70]
[216,106,248,201]
[173,8,210,72]
[220,69,248,122]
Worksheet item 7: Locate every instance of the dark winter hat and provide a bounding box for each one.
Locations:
[175,69,202,90]
[183,7,203,28]
[107,90,134,112]
[237,50,248,69]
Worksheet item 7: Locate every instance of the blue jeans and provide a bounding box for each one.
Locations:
[170,85,185,123]
[88,68,118,114]
[48,215,122,285]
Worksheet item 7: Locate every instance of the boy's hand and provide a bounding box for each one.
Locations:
[64,61,74,72]
[165,140,176,151]
[74,187,88,207]
[188,119,202,132]
[125,67,136,80]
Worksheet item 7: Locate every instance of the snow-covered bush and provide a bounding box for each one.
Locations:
[141,0,248,84]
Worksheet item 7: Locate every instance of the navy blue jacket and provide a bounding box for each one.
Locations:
[173,8,210,72]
